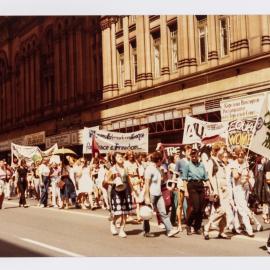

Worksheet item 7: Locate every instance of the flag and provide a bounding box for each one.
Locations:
[92,134,100,157]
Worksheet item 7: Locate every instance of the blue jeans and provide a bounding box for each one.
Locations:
[143,194,173,233]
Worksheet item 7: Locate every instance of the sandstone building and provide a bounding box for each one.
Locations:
[1,15,270,158]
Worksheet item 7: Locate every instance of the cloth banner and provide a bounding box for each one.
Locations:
[249,94,270,158]
[83,128,149,154]
[11,143,58,165]
[220,93,265,122]
[183,115,228,145]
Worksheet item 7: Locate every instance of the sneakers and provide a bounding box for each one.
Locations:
[158,223,166,229]
[167,228,180,237]
[39,204,45,208]
[110,222,118,235]
[143,232,155,237]
[256,224,263,232]
[266,241,270,254]
[204,233,210,240]
[119,227,127,238]
[218,233,231,240]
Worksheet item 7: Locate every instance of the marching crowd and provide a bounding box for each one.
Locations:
[0,142,270,253]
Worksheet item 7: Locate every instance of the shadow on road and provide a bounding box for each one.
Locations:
[0,239,47,257]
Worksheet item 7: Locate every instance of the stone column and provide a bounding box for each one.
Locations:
[208,15,218,67]
[261,15,270,52]
[187,15,197,73]
[54,32,61,110]
[160,15,170,80]
[136,16,146,89]
[34,49,41,114]
[75,27,84,101]
[61,34,68,104]
[230,15,238,60]
[144,16,153,87]
[30,53,35,114]
[239,15,249,58]
[100,16,113,99]
[123,16,132,93]
[178,16,189,76]
[68,30,75,99]
[110,17,119,95]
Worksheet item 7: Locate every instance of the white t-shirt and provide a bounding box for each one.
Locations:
[144,163,162,196]
[38,164,50,177]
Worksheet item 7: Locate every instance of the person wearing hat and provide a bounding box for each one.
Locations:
[182,149,209,235]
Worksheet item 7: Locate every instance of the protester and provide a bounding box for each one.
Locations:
[143,151,179,237]
[60,157,77,209]
[262,158,270,224]
[231,148,254,237]
[182,149,210,235]
[50,162,62,208]
[203,148,231,240]
[105,152,134,238]
[38,158,51,208]
[0,160,7,209]
[125,151,143,222]
[17,159,29,208]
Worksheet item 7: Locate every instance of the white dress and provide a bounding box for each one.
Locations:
[78,167,94,193]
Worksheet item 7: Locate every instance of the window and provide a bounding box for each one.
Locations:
[131,42,137,84]
[169,26,178,72]
[117,49,125,89]
[153,38,161,78]
[198,25,208,63]
[130,16,136,24]
[220,17,229,57]
[117,17,123,31]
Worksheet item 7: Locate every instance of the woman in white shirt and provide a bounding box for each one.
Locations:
[38,158,51,208]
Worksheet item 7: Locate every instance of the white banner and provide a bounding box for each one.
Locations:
[220,93,265,122]
[11,143,58,165]
[183,115,228,144]
[249,94,270,158]
[83,128,149,154]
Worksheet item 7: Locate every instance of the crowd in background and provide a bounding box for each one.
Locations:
[0,142,270,252]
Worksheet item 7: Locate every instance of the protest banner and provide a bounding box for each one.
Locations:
[249,94,270,158]
[220,93,265,122]
[83,128,149,154]
[182,115,227,145]
[11,143,58,165]
[227,118,259,148]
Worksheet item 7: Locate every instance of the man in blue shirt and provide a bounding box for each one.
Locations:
[182,149,209,235]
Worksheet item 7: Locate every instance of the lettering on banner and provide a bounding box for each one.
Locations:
[262,111,270,149]
[186,123,205,140]
[227,118,263,147]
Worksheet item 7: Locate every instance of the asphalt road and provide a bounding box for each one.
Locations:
[0,198,269,257]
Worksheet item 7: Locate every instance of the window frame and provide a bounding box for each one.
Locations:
[219,16,230,58]
[152,37,161,78]
[198,22,208,64]
[169,27,178,72]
